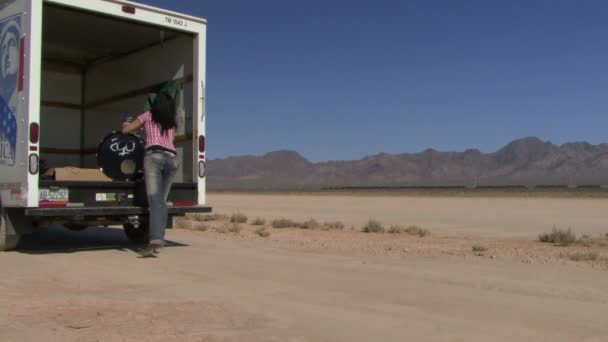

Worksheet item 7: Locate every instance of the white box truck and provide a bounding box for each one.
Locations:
[0,0,211,250]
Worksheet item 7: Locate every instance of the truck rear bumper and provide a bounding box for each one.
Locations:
[25,205,212,217]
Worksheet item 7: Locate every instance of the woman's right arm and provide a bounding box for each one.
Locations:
[121,120,143,134]
[121,111,149,134]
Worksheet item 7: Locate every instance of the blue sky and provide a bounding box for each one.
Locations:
[139,0,608,161]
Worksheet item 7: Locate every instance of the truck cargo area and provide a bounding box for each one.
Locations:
[41,3,195,176]
[39,3,201,207]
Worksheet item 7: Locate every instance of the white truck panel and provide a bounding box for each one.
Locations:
[194,27,207,205]
[0,0,38,207]
[25,0,42,207]
[45,0,206,34]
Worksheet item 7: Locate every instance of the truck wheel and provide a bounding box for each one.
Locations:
[123,222,149,244]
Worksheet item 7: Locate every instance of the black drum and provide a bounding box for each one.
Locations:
[97,132,145,181]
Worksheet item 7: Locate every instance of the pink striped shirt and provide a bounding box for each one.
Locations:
[137,111,176,153]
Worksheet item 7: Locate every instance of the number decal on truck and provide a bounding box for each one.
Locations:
[165,16,188,28]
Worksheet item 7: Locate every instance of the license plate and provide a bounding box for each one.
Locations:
[39,188,69,202]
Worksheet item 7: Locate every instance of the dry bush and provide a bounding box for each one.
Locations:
[227,221,242,234]
[214,222,241,234]
[362,219,385,233]
[577,234,608,247]
[539,227,577,245]
[230,212,248,224]
[472,245,488,253]
[387,225,404,234]
[272,218,299,229]
[322,221,345,231]
[173,217,191,229]
[405,225,430,237]
[251,218,266,226]
[191,213,227,222]
[194,223,210,232]
[255,227,271,238]
[566,251,599,262]
[299,218,320,229]
[177,218,212,232]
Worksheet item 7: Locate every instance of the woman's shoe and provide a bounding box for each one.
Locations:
[137,245,158,258]
[149,240,165,251]
[151,243,163,254]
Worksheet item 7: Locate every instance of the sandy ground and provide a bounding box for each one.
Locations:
[1,194,608,341]
[209,192,608,236]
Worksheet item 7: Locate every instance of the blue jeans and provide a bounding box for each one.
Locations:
[144,151,178,244]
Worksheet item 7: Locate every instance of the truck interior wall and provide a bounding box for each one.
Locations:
[40,65,83,168]
[82,36,194,182]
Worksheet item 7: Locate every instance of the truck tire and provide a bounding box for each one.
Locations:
[123,222,149,244]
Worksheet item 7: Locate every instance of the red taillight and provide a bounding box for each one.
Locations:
[198,135,205,153]
[18,37,24,91]
[29,122,39,143]
[39,202,67,208]
[122,5,136,14]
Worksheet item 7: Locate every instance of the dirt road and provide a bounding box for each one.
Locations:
[1,226,607,341]
[209,192,608,236]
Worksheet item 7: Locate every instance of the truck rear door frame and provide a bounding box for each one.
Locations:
[28,0,208,208]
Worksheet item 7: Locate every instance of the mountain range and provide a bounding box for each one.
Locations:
[207,137,608,189]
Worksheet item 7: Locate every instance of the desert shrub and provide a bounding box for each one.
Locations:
[405,225,430,237]
[272,218,299,229]
[230,212,248,224]
[215,222,241,234]
[191,213,227,222]
[195,223,210,232]
[567,252,599,262]
[255,227,271,238]
[299,218,320,229]
[227,222,242,233]
[539,227,577,245]
[577,234,608,247]
[251,218,266,226]
[472,245,488,253]
[387,225,404,234]
[322,221,345,230]
[362,219,385,233]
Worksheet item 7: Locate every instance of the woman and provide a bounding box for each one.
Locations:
[122,92,178,257]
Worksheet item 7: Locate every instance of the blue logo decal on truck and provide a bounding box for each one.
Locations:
[0,15,19,166]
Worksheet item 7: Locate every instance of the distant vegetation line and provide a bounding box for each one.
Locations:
[322,185,608,190]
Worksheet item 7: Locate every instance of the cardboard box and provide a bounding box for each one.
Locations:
[45,167,111,182]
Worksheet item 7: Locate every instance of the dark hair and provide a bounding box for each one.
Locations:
[150,92,177,135]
